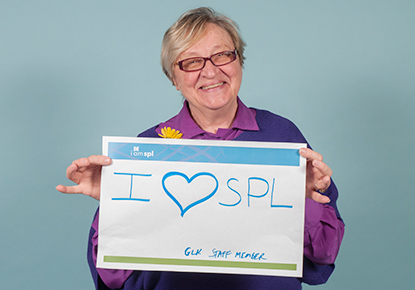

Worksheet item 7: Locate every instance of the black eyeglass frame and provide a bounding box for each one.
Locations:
[176,49,238,72]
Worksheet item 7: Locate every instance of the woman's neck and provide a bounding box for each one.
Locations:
[187,100,238,134]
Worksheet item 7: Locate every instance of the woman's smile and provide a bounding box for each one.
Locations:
[200,82,225,90]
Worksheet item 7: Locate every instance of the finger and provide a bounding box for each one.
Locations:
[56,184,100,200]
[87,155,112,166]
[299,148,323,161]
[308,190,331,204]
[66,156,111,180]
[55,184,83,194]
[68,155,111,172]
[312,159,333,177]
[314,175,331,193]
[66,158,90,179]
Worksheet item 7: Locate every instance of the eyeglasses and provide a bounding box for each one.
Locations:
[176,49,237,72]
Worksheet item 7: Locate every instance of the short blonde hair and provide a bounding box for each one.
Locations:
[161,7,246,84]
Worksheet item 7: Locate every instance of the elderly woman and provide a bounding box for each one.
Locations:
[57,7,344,290]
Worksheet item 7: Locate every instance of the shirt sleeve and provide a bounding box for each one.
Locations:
[303,198,345,265]
[90,210,134,289]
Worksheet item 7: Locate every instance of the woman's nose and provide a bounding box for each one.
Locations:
[200,59,220,78]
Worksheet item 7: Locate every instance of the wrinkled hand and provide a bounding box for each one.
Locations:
[55,155,111,201]
[299,148,332,204]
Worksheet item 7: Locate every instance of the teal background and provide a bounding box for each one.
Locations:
[1,0,414,289]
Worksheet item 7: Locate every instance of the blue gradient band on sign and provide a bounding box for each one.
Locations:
[108,142,300,166]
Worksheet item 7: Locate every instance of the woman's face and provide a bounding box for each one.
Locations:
[172,23,243,117]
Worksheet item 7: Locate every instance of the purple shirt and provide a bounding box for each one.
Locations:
[92,99,344,289]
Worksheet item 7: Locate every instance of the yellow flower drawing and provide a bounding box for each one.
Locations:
[158,127,183,139]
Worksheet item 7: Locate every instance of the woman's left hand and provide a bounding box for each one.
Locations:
[299,148,332,204]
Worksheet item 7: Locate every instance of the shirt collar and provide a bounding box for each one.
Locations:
[156,97,259,139]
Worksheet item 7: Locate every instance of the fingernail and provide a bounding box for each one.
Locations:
[313,160,320,166]
[104,158,111,164]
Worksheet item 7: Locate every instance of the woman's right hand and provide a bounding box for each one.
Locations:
[56,155,112,201]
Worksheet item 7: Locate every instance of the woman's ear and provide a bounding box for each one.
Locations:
[172,78,180,91]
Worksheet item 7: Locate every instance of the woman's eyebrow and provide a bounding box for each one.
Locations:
[180,45,230,58]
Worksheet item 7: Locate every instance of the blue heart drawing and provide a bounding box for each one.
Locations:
[162,171,219,217]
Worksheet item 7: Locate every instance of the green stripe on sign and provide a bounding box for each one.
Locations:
[104,256,297,271]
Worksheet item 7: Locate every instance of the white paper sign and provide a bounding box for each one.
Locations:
[97,136,306,277]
